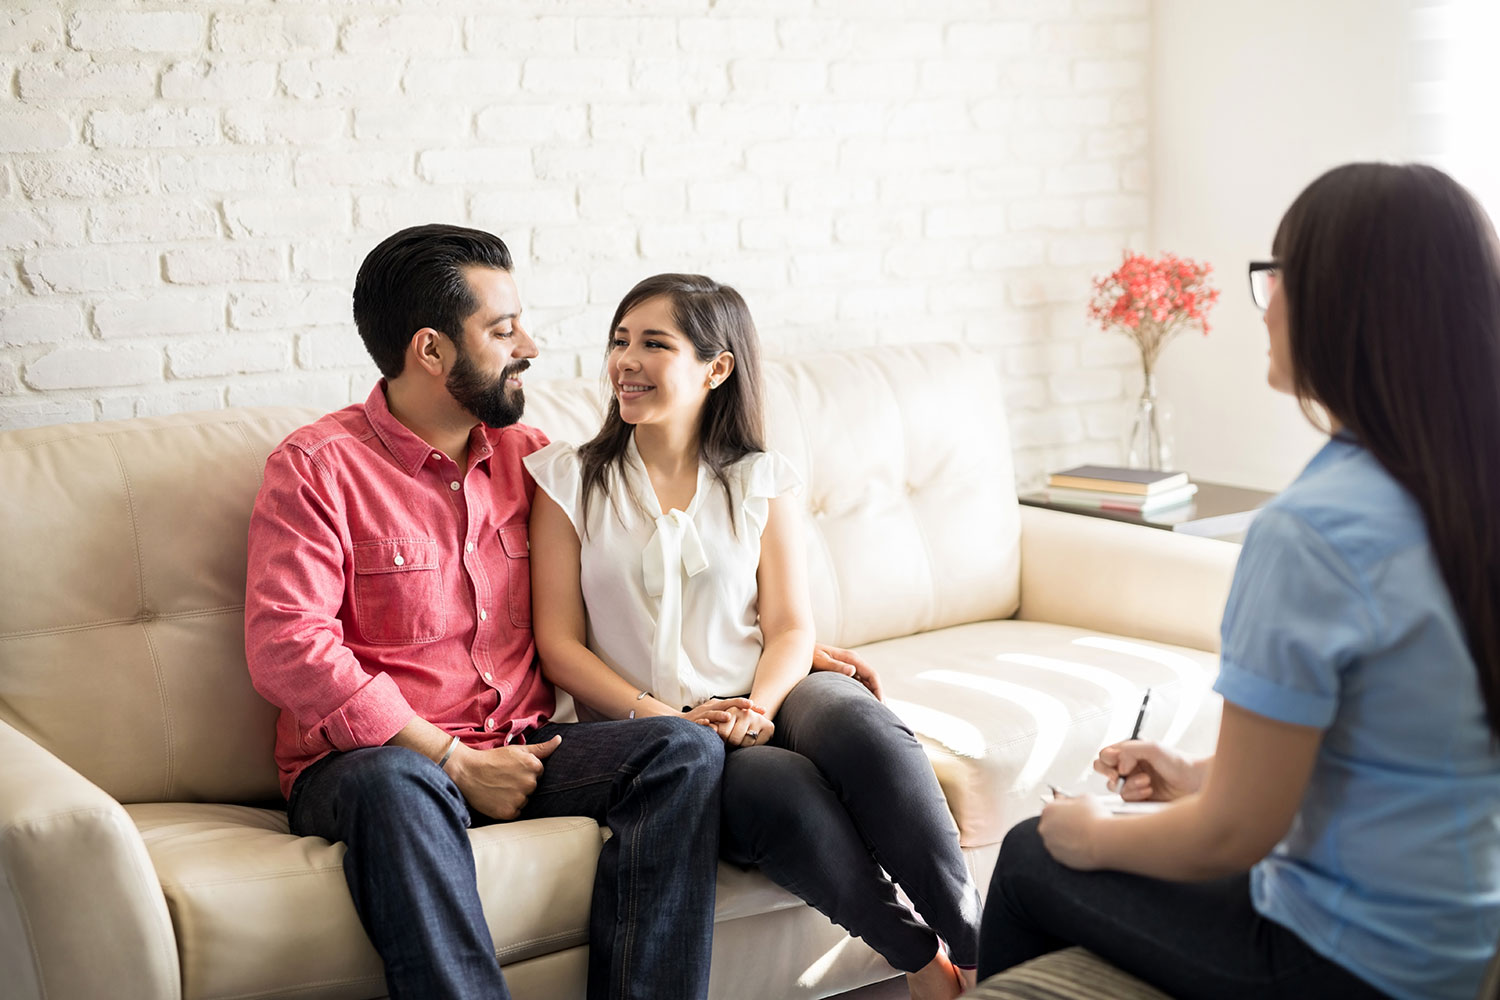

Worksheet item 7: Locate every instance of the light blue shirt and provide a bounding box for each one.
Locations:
[1214,435,1500,1000]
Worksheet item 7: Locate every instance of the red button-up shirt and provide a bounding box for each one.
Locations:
[245,383,555,799]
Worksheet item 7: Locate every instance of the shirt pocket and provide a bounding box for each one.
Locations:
[351,537,446,645]
[498,524,531,628]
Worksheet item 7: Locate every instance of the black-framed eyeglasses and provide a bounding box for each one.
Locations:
[1248,261,1278,312]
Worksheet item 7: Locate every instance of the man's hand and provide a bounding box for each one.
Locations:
[811,642,884,701]
[447,735,562,821]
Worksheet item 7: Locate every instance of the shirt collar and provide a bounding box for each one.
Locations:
[362,381,495,477]
[1300,429,1362,482]
[364,382,435,477]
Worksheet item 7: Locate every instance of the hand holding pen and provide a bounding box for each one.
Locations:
[1046,689,1153,804]
[1093,690,1208,802]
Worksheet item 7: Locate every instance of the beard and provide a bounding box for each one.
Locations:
[446,347,528,429]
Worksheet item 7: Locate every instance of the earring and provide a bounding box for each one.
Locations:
[709,378,720,389]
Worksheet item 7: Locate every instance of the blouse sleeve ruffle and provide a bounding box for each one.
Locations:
[522,441,585,535]
[739,449,803,538]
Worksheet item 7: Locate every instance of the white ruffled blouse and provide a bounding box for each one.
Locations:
[524,436,801,715]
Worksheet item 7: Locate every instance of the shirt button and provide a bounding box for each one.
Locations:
[483,672,493,682]
[465,542,474,553]
[431,452,441,462]
[486,718,496,730]
[449,481,461,491]
[479,608,487,621]
[393,553,404,566]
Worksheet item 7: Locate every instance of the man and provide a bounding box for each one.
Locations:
[244,223,887,999]
[244,224,726,1000]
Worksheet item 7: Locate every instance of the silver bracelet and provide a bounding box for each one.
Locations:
[436,736,461,769]
[628,689,651,720]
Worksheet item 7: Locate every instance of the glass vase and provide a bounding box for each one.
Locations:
[1124,373,1175,470]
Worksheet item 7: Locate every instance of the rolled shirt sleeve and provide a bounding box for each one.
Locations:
[1213,506,1379,729]
[245,444,416,756]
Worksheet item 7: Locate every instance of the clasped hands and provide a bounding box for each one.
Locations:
[1037,739,1205,870]
[678,642,885,750]
[682,698,772,749]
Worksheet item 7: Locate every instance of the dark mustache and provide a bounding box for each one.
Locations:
[503,359,531,379]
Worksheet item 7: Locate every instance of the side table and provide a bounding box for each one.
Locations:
[1018,480,1275,542]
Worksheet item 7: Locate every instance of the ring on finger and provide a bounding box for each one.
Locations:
[747,730,760,741]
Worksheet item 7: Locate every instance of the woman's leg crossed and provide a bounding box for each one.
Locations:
[775,671,981,967]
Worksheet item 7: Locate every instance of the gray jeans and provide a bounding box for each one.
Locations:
[720,671,981,970]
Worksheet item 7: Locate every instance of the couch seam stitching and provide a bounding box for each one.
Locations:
[229,420,265,490]
[140,619,176,800]
[0,604,243,641]
[103,436,176,801]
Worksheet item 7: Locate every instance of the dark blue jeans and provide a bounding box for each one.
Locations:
[289,716,723,1000]
[979,817,1393,998]
[720,672,981,971]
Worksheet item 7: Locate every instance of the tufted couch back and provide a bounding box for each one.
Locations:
[0,344,1019,805]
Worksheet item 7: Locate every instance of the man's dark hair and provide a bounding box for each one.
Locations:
[352,224,513,379]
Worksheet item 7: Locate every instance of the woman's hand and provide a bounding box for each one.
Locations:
[811,642,884,701]
[681,697,761,733]
[1094,740,1204,801]
[1037,794,1108,870]
[723,704,774,748]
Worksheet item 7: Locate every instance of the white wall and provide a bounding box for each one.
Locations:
[0,0,1155,489]
[1151,0,1415,491]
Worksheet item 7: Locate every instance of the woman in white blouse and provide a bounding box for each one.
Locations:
[527,274,980,1000]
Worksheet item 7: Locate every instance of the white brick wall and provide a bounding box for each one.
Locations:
[0,0,1152,486]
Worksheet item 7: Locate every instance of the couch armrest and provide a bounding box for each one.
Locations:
[1015,505,1241,654]
[0,720,180,1000]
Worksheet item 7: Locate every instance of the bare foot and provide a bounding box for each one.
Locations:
[906,949,962,1000]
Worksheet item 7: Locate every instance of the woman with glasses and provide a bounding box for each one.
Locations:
[977,162,1500,1000]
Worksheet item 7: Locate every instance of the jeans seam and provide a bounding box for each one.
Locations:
[621,772,644,996]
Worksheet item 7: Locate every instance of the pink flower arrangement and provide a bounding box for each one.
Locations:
[1087,252,1220,375]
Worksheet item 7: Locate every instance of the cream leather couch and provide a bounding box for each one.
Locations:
[0,344,1239,1000]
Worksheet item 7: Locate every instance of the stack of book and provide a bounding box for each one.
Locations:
[1043,465,1198,514]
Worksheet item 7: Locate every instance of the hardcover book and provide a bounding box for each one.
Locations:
[1046,465,1190,496]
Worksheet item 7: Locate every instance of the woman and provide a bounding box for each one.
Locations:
[527,274,980,1000]
[979,163,1500,1000]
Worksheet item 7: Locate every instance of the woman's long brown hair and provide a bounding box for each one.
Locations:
[1275,162,1500,739]
[577,274,766,532]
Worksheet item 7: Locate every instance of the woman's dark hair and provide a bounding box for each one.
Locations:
[1274,162,1500,738]
[352,223,513,378]
[578,274,766,529]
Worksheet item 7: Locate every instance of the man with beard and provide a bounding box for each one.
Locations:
[243,224,726,1000]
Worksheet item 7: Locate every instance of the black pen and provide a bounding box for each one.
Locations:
[1129,688,1152,741]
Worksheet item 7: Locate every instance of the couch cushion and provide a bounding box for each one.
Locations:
[860,620,1223,848]
[128,804,602,1000]
[1,409,318,805]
